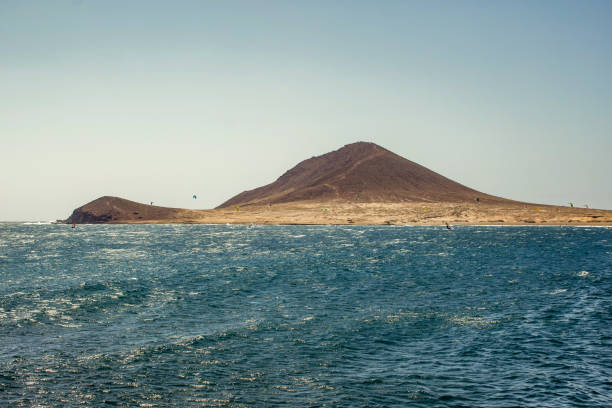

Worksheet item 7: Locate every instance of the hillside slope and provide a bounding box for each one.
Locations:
[65,196,184,223]
[217,142,509,208]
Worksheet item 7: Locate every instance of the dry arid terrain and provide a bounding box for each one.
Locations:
[64,142,612,225]
[218,142,509,207]
[65,196,612,226]
[209,201,612,226]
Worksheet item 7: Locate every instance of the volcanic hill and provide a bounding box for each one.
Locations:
[63,142,612,225]
[65,196,192,224]
[218,142,508,207]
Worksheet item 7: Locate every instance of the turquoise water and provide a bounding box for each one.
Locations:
[1,224,610,407]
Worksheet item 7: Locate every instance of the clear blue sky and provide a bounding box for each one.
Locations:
[1,0,611,220]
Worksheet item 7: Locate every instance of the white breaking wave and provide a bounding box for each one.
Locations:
[577,271,589,277]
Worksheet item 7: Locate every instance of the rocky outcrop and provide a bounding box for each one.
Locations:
[65,207,114,224]
[64,196,183,224]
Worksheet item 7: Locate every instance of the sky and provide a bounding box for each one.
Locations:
[1,0,611,220]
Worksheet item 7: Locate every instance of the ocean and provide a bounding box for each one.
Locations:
[0,224,610,407]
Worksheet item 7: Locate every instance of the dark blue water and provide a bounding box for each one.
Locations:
[0,224,610,407]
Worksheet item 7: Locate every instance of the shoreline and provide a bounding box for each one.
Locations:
[63,222,612,226]
[63,199,612,226]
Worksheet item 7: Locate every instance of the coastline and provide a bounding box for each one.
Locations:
[64,200,612,226]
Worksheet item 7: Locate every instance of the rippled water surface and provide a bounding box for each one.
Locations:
[1,224,610,407]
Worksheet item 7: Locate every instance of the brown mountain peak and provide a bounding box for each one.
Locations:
[217,142,506,208]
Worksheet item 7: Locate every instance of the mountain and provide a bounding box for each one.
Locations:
[63,143,611,225]
[217,142,508,208]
